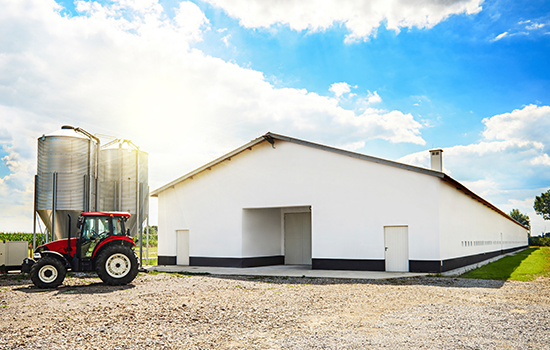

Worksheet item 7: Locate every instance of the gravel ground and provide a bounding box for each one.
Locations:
[1,271,549,349]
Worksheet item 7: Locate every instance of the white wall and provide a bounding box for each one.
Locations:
[157,140,442,261]
[242,208,281,257]
[438,181,528,260]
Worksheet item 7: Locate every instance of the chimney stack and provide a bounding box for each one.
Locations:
[429,149,443,172]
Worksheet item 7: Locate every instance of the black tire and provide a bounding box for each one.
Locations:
[95,245,138,285]
[30,256,66,288]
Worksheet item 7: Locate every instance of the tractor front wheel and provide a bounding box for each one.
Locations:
[30,256,67,288]
[96,245,138,285]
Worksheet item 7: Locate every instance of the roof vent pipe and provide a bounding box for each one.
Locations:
[429,149,443,172]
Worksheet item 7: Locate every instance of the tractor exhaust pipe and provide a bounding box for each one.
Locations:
[67,214,71,258]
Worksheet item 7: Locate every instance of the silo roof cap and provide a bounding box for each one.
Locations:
[42,126,89,139]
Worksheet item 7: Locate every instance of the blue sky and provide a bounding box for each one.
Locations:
[1,0,549,233]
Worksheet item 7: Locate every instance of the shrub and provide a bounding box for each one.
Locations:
[133,233,158,247]
[529,236,550,247]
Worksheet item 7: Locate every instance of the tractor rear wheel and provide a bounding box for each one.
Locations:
[96,245,138,285]
[30,256,67,288]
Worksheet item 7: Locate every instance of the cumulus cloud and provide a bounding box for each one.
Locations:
[365,91,382,105]
[0,0,427,230]
[482,104,550,146]
[531,154,550,166]
[204,0,483,42]
[329,82,352,98]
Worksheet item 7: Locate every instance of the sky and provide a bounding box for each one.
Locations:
[1,0,549,234]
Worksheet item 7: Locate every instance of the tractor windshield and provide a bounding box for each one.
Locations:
[81,216,111,257]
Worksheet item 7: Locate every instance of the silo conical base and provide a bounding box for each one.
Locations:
[37,210,82,241]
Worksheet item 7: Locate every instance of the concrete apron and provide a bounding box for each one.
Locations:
[146,264,428,280]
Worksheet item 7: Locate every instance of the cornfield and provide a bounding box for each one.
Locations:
[1,232,158,249]
[0,232,48,249]
[133,234,158,247]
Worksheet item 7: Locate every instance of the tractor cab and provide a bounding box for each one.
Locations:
[23,212,138,288]
[73,212,132,271]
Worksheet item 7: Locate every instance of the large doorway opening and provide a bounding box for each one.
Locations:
[284,212,312,265]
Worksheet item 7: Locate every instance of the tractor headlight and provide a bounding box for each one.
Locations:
[33,252,41,259]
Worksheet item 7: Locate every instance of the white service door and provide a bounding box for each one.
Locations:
[284,213,312,265]
[384,226,409,272]
[176,229,189,265]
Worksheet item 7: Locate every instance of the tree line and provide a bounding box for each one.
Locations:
[511,189,550,246]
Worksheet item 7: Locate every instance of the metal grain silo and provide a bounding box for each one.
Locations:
[99,139,148,237]
[35,126,99,241]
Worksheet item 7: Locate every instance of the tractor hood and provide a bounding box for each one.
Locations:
[36,238,78,256]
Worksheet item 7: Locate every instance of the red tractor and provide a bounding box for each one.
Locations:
[22,212,139,288]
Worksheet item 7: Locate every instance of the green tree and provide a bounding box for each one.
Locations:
[534,189,550,221]
[510,208,530,234]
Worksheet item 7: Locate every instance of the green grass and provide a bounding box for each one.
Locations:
[136,245,157,266]
[461,247,550,281]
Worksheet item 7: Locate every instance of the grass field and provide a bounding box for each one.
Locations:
[137,245,158,266]
[460,247,550,281]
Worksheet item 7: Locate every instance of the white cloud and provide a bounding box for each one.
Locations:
[492,31,508,41]
[526,22,545,30]
[337,140,365,152]
[336,108,425,145]
[365,91,382,105]
[0,0,427,231]
[531,154,550,166]
[221,34,231,46]
[174,1,210,40]
[203,0,483,42]
[329,82,352,98]
[493,20,548,41]
[482,104,550,145]
[0,106,44,232]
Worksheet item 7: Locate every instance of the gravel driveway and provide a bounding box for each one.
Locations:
[1,272,549,349]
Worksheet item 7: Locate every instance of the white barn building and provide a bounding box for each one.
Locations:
[151,133,528,273]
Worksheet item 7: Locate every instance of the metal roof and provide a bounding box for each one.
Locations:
[150,132,526,229]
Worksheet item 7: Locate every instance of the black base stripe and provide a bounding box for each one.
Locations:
[159,246,528,272]
[158,256,177,265]
[409,260,441,273]
[440,245,528,272]
[312,259,385,271]
[190,255,284,268]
